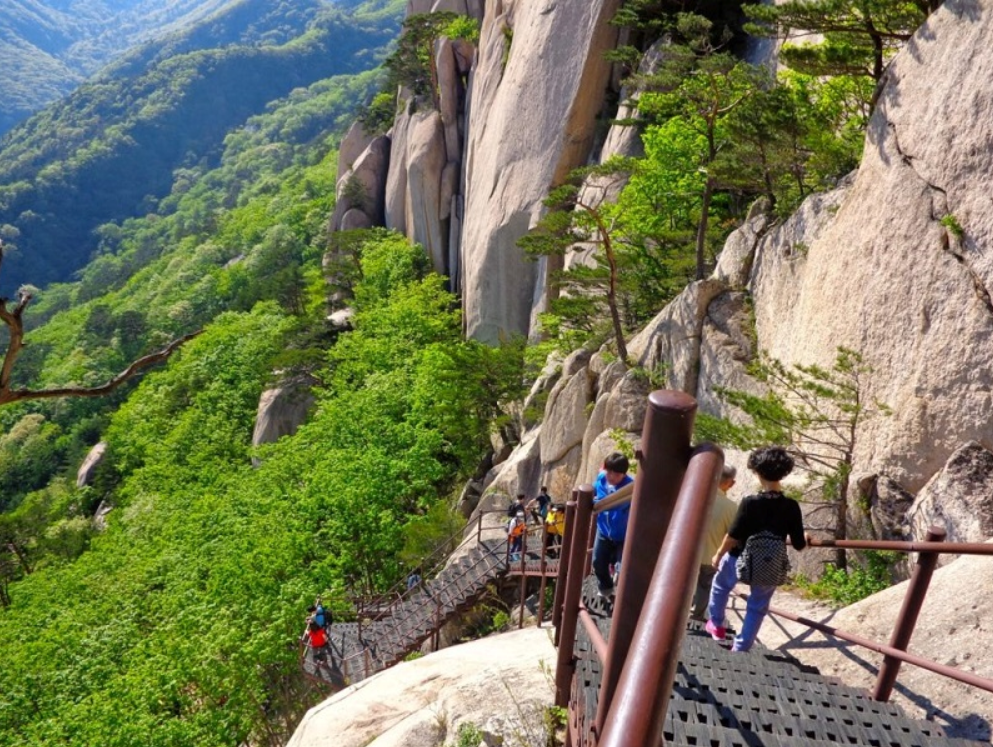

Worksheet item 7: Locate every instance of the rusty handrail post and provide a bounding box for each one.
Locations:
[595,390,697,737]
[519,525,529,629]
[872,525,946,701]
[538,522,549,627]
[583,518,596,577]
[553,496,578,642]
[598,444,723,747]
[555,485,594,708]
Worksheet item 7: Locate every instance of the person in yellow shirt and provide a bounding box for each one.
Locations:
[544,503,566,557]
[690,465,738,621]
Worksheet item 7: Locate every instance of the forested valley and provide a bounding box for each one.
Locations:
[0,0,937,744]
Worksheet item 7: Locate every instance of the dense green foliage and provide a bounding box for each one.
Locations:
[793,550,899,606]
[0,227,522,744]
[0,0,402,291]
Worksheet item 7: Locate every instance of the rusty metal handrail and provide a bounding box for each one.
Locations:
[598,443,724,747]
[595,390,698,737]
[590,481,634,514]
[577,603,609,662]
[758,596,993,695]
[805,537,993,555]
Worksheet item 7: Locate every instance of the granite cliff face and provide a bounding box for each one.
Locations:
[464,0,993,552]
[331,0,625,341]
[328,0,993,545]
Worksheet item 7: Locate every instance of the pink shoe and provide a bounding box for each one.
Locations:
[705,620,726,641]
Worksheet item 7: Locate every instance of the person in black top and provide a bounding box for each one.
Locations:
[534,486,552,519]
[706,446,810,652]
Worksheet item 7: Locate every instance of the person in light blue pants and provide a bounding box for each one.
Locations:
[708,553,777,652]
[706,446,809,652]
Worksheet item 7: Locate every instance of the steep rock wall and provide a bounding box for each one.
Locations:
[746,0,993,492]
[476,0,993,544]
[460,0,623,343]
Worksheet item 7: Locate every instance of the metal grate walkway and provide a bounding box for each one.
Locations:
[573,579,985,747]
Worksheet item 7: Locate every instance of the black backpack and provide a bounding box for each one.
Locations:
[735,531,790,586]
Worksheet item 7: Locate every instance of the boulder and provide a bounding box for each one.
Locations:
[251,377,316,460]
[339,208,372,231]
[696,291,759,419]
[859,473,916,542]
[336,120,376,180]
[286,627,555,747]
[404,110,449,274]
[539,366,592,464]
[478,427,542,511]
[712,199,772,289]
[908,442,993,554]
[601,371,650,434]
[331,135,390,230]
[627,279,726,393]
[436,37,465,163]
[384,105,413,233]
[460,0,624,343]
[76,441,108,488]
[541,443,583,503]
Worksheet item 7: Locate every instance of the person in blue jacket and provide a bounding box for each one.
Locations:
[592,452,634,598]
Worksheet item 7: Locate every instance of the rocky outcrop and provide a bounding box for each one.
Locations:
[908,442,993,552]
[76,441,108,488]
[287,627,554,747]
[251,377,316,463]
[331,135,390,232]
[460,0,624,343]
[627,278,726,394]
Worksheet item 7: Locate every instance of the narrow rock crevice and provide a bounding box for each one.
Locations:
[888,122,993,318]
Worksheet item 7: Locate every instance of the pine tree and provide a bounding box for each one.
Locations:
[697,347,890,570]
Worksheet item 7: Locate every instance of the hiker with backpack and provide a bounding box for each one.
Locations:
[531,486,552,524]
[302,606,332,669]
[506,494,527,519]
[507,509,527,557]
[706,446,810,653]
[313,597,332,632]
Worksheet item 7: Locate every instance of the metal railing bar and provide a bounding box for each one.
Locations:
[578,604,609,662]
[759,597,993,694]
[806,537,993,555]
[590,481,634,515]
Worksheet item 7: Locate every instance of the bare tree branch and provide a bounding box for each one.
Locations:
[0,244,200,406]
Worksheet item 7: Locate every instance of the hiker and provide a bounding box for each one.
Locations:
[406,567,422,591]
[302,608,332,668]
[706,446,810,653]
[544,503,566,557]
[532,486,552,523]
[508,509,527,556]
[690,465,739,622]
[592,452,634,599]
[506,493,527,519]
